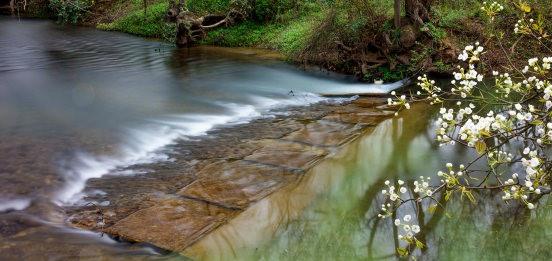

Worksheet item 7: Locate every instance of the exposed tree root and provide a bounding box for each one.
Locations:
[168,0,248,47]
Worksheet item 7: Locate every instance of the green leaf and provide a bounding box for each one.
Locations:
[475,141,487,155]
[445,190,453,201]
[415,239,425,249]
[428,204,438,214]
[517,1,532,13]
[461,187,477,204]
[480,130,492,138]
[397,247,409,257]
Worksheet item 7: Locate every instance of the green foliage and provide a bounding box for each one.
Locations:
[253,0,298,22]
[202,15,316,56]
[434,60,452,73]
[266,17,317,55]
[49,0,92,24]
[203,21,274,47]
[364,66,406,82]
[187,0,231,14]
[408,45,433,73]
[203,2,321,55]
[432,0,480,29]
[422,22,447,41]
[378,66,406,82]
[97,2,175,41]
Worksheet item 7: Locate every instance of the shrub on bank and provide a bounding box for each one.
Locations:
[49,0,91,24]
[187,0,231,14]
[96,2,175,41]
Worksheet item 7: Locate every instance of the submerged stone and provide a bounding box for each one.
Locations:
[244,140,328,170]
[64,97,395,254]
[282,120,363,147]
[323,109,394,125]
[179,161,297,209]
[106,198,237,252]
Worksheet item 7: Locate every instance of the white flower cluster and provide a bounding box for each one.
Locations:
[394,215,421,241]
[385,38,551,216]
[502,170,539,210]
[481,1,504,21]
[381,179,407,202]
[493,71,522,97]
[437,163,464,187]
[457,42,484,63]
[523,57,552,74]
[378,180,409,218]
[488,150,514,166]
[387,91,410,115]
[413,176,433,197]
[546,122,552,143]
[521,147,541,180]
[435,60,552,148]
[435,108,456,145]
[514,18,533,35]
[451,43,485,98]
[458,110,512,147]
[416,74,442,104]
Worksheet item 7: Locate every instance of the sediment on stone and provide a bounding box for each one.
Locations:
[65,97,395,253]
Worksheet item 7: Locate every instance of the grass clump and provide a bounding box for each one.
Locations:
[202,1,323,56]
[432,0,480,29]
[202,21,276,47]
[97,2,175,40]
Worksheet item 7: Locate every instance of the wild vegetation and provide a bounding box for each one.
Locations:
[10,0,550,81]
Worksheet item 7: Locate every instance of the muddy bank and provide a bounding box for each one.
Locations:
[50,96,395,255]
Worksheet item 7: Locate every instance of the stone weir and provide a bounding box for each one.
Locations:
[66,96,395,254]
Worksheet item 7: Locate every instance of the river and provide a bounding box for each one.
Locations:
[1,17,550,260]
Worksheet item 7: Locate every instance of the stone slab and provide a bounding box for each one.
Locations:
[106,198,236,252]
[323,109,394,125]
[178,161,296,209]
[244,140,328,170]
[282,120,362,147]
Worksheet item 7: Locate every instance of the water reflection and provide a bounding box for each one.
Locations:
[184,104,552,261]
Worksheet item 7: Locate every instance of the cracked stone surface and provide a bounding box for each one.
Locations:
[65,97,394,253]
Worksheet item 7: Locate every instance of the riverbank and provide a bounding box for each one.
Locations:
[9,0,551,82]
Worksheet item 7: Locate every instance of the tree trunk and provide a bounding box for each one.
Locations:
[143,0,148,21]
[394,0,401,29]
[405,0,432,25]
[166,0,185,22]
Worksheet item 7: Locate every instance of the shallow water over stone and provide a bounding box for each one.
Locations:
[185,104,552,261]
[0,17,400,259]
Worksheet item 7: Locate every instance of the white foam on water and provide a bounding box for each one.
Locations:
[0,198,31,212]
[319,79,408,95]
[55,94,330,205]
[55,78,407,206]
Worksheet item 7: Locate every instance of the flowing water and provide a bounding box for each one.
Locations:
[1,17,550,260]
